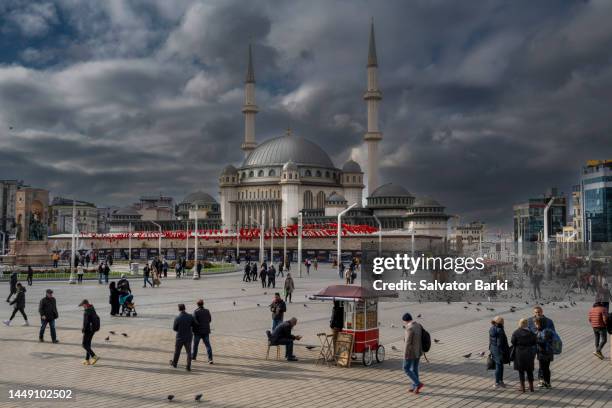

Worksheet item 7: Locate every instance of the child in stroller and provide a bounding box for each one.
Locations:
[117,274,137,317]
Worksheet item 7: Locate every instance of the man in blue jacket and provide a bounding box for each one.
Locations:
[170,303,198,371]
[527,306,556,387]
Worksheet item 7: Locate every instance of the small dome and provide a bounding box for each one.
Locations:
[114,207,140,216]
[326,193,347,203]
[282,160,298,172]
[413,196,442,207]
[181,191,217,205]
[342,159,362,173]
[243,134,335,168]
[221,165,237,175]
[370,183,413,198]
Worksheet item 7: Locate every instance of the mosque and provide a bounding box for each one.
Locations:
[209,22,449,237]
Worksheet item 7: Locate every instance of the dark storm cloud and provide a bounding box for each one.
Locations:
[1,0,612,231]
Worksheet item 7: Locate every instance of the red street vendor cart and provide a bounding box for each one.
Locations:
[311,285,396,366]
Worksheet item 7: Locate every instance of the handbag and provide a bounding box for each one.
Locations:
[486,354,496,370]
[508,345,515,363]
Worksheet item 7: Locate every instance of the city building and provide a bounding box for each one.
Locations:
[452,221,486,245]
[133,194,175,221]
[581,160,612,242]
[404,197,451,237]
[570,185,583,242]
[218,21,448,236]
[513,188,567,242]
[176,191,222,227]
[49,197,98,234]
[97,206,119,233]
[0,179,23,238]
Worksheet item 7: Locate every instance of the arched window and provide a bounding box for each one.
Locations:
[258,170,264,177]
[249,171,254,177]
[325,171,330,178]
[316,170,321,177]
[305,170,312,177]
[284,174,287,179]
[303,191,313,209]
[269,169,276,177]
[316,191,325,209]
[352,176,356,182]
[241,172,246,179]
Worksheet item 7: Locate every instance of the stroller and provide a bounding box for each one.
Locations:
[117,277,137,317]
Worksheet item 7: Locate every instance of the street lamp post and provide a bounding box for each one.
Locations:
[193,205,199,280]
[0,231,6,256]
[543,197,555,278]
[298,212,303,278]
[68,200,77,284]
[337,203,357,274]
[270,217,274,265]
[185,220,189,262]
[249,212,265,265]
[128,222,132,266]
[236,221,240,264]
[372,214,382,256]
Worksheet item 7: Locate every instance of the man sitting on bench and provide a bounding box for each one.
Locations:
[268,317,301,361]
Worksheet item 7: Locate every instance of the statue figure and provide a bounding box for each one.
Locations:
[28,211,46,241]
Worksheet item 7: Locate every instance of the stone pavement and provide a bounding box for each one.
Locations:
[0,265,610,408]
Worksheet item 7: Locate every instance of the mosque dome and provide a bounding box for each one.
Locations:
[181,191,217,205]
[242,134,335,168]
[342,159,362,173]
[370,183,413,198]
[412,196,442,207]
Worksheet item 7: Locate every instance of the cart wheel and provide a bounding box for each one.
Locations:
[362,347,373,366]
[376,345,385,363]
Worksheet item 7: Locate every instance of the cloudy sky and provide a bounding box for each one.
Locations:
[1,0,611,231]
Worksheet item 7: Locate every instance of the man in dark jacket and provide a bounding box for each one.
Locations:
[243,262,251,282]
[6,271,18,302]
[143,263,152,288]
[270,317,301,361]
[4,283,28,326]
[79,299,100,365]
[527,306,556,386]
[192,299,213,363]
[39,289,59,343]
[196,260,203,279]
[171,303,198,371]
[269,293,286,331]
[267,265,276,288]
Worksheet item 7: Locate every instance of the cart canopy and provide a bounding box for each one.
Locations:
[311,285,397,301]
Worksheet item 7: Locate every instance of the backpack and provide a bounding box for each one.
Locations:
[91,312,101,332]
[421,326,431,353]
[551,330,562,355]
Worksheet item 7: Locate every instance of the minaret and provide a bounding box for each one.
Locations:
[363,19,382,195]
[241,43,258,157]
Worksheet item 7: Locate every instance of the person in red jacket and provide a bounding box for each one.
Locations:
[588,302,608,360]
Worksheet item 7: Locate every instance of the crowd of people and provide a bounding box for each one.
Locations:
[242,260,295,302]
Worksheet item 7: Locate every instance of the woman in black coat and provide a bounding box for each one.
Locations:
[535,317,554,388]
[511,318,537,392]
[489,316,509,387]
[109,282,120,316]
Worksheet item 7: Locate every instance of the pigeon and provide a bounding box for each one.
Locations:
[303,304,308,308]
[467,301,472,305]
[477,351,486,357]
[121,333,128,337]
[463,306,468,309]
[105,336,110,341]
[241,288,246,292]
[195,394,203,402]
[510,308,516,313]
[233,301,236,306]
[263,292,267,295]
[109,331,116,335]
[167,395,174,401]
[391,345,398,351]
[476,308,481,311]
[434,339,440,343]
[390,324,396,328]
[463,353,472,359]
[417,314,422,318]
[476,302,482,306]
[305,345,317,350]
[257,303,261,307]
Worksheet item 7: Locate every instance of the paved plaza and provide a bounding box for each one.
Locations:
[0,265,610,408]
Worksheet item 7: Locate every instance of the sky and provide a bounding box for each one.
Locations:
[1,0,612,232]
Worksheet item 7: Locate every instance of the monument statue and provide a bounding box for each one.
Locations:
[28,211,46,241]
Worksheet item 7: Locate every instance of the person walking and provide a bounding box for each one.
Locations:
[175,260,181,278]
[143,263,153,288]
[79,299,100,365]
[77,264,84,284]
[534,316,554,388]
[277,261,284,278]
[6,271,18,302]
[4,283,28,326]
[259,264,267,288]
[269,317,301,361]
[305,259,311,275]
[192,299,213,364]
[284,273,295,303]
[338,261,345,280]
[26,266,33,286]
[38,289,59,343]
[527,306,555,385]
[170,303,198,371]
[163,258,168,278]
[270,293,287,331]
[97,262,104,284]
[243,262,251,282]
[196,260,203,279]
[511,318,537,393]
[489,316,509,388]
[403,313,424,394]
[103,262,110,284]
[588,302,609,360]
[109,282,120,316]
[314,258,318,271]
[267,265,276,288]
[251,262,258,281]
[85,253,90,268]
